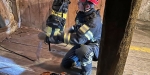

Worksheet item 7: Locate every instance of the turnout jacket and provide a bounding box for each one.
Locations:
[49,8,102,45]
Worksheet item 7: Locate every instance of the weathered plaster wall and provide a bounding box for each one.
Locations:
[0,0,9,28]
[19,0,52,29]
[0,0,20,33]
[0,0,20,42]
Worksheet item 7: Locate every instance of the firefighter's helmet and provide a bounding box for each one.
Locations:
[80,0,99,5]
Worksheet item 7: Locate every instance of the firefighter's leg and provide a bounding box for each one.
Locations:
[75,45,99,75]
[61,45,80,69]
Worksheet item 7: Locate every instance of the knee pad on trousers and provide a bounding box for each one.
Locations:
[62,55,80,69]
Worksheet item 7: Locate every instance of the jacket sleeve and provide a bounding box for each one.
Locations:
[49,13,102,45]
[63,24,95,45]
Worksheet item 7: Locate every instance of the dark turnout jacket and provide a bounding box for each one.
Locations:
[63,9,102,45]
[49,8,102,45]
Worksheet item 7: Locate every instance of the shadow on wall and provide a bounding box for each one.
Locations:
[0,15,6,28]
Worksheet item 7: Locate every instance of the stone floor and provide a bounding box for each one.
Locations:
[0,26,149,75]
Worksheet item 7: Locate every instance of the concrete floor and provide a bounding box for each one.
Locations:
[0,25,150,75]
[123,29,150,75]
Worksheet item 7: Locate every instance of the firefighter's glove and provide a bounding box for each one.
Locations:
[68,26,75,33]
[45,36,59,44]
[52,0,70,13]
[68,24,81,33]
[45,31,64,44]
[56,31,64,43]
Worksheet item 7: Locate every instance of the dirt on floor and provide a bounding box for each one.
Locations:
[1,22,150,75]
[0,26,83,75]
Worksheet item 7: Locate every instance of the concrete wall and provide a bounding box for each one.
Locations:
[136,0,150,31]
[138,0,150,21]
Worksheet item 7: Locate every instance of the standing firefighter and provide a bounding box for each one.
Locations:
[45,0,102,75]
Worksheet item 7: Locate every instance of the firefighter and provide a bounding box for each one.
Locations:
[45,0,102,75]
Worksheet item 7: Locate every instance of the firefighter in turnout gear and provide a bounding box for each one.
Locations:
[42,0,70,51]
[45,0,102,75]
[44,0,70,43]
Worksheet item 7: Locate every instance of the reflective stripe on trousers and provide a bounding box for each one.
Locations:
[61,44,99,75]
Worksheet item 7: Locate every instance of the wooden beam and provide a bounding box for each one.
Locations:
[97,0,142,75]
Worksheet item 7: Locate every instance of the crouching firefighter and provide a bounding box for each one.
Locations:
[45,0,102,75]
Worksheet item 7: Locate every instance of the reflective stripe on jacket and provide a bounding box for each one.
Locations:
[64,9,102,45]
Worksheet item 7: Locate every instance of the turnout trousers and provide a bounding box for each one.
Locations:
[61,44,99,75]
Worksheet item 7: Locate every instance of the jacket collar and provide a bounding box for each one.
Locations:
[84,8,95,16]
